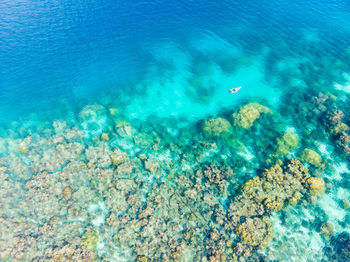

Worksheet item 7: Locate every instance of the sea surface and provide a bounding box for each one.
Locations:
[0,0,350,261]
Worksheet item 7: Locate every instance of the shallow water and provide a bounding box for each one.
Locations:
[0,0,350,261]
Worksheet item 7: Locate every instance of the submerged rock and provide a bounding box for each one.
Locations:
[232,103,272,129]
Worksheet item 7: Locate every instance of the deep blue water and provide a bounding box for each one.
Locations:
[1,0,349,123]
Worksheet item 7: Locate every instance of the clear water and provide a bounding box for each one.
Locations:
[0,0,349,261]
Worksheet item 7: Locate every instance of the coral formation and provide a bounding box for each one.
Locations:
[307,177,326,196]
[101,133,109,141]
[326,110,349,134]
[336,132,350,155]
[203,117,231,136]
[232,103,272,129]
[238,160,309,210]
[320,222,335,240]
[274,131,299,156]
[81,230,99,251]
[325,110,350,155]
[110,148,127,166]
[63,186,73,200]
[228,159,325,250]
[236,217,273,248]
[300,148,322,166]
[198,163,233,194]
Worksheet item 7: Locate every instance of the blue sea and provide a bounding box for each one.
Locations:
[0,0,349,261]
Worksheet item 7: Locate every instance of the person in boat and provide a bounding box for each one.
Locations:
[229,86,242,93]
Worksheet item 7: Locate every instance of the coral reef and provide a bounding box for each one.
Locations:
[232,103,272,129]
[229,159,324,249]
[0,90,342,262]
[1,25,350,262]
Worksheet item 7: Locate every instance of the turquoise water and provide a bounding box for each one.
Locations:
[0,0,350,261]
